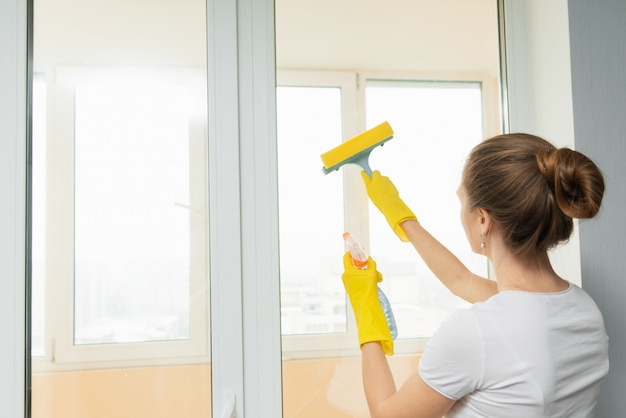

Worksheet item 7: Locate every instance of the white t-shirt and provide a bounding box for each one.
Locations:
[418,283,609,418]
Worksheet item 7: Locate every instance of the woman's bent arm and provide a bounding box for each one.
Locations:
[362,342,456,418]
[402,220,498,303]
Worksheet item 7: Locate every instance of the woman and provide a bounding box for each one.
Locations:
[342,133,609,417]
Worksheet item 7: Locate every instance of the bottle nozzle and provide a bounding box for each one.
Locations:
[343,232,369,269]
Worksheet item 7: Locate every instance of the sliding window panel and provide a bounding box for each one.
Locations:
[276,1,501,416]
[31,0,211,416]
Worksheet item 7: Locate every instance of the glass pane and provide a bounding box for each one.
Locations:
[277,0,501,416]
[366,81,488,339]
[31,0,211,415]
[74,81,191,345]
[277,86,346,336]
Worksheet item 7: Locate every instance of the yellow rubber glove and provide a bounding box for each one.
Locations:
[361,170,417,242]
[341,252,394,356]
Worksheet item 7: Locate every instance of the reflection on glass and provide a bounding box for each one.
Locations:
[366,80,488,338]
[277,86,346,336]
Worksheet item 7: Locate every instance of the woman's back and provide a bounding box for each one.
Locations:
[419,283,609,417]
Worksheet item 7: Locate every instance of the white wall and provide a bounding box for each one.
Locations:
[276,0,499,74]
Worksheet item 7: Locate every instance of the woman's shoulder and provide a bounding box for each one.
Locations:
[426,307,483,348]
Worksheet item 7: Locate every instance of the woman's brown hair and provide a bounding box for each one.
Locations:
[462,133,605,258]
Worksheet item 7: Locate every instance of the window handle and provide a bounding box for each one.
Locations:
[220,391,236,418]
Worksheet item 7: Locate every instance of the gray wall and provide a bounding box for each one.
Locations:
[568,1,626,415]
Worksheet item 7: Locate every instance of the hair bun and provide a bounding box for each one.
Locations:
[538,147,604,219]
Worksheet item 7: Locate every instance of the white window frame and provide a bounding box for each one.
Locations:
[207,0,282,415]
[0,0,27,415]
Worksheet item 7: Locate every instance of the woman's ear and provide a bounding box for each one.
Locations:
[477,208,492,236]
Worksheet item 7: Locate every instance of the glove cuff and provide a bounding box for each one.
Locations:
[390,215,417,242]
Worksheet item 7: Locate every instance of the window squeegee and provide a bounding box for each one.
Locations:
[320,121,394,177]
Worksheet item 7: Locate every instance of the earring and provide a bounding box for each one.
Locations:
[480,234,487,249]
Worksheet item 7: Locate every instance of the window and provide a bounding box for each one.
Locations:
[366,79,489,338]
[278,71,490,356]
[33,68,210,367]
[32,68,492,367]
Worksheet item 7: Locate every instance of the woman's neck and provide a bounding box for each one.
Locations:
[489,243,569,293]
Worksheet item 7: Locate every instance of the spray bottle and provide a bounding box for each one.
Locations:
[343,232,398,340]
